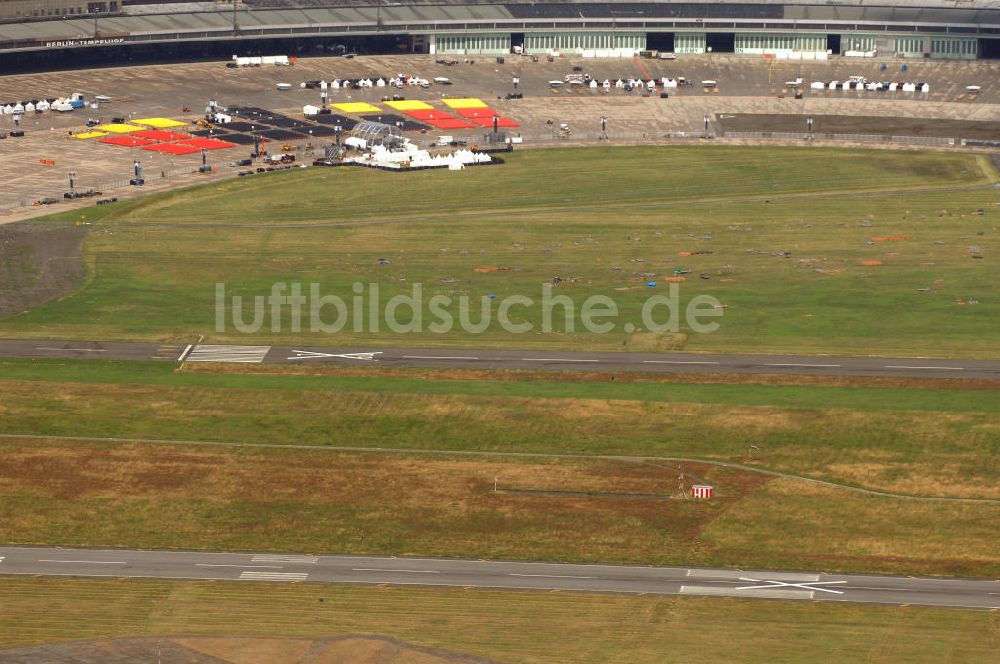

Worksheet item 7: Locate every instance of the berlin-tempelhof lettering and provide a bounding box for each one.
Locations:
[214,282,724,335]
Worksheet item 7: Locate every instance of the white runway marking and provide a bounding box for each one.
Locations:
[686,570,819,582]
[239,571,309,581]
[197,564,283,569]
[251,554,318,564]
[764,363,841,368]
[38,559,127,565]
[522,358,599,363]
[737,577,847,595]
[509,573,598,579]
[352,568,440,574]
[177,344,194,361]
[288,350,382,361]
[401,355,479,360]
[643,360,720,365]
[35,347,106,352]
[184,345,271,363]
[884,365,963,371]
[680,585,815,600]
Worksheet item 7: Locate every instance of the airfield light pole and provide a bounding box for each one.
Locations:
[93,8,100,38]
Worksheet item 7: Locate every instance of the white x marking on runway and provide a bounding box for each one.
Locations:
[287,351,382,361]
[737,578,847,594]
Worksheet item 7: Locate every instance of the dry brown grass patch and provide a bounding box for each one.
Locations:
[176,362,1000,391]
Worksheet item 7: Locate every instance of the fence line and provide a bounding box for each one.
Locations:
[719,130,956,146]
[451,130,964,147]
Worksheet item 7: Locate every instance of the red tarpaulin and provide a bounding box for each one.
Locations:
[99,135,159,147]
[142,143,203,155]
[401,109,477,129]
[455,107,520,127]
[177,137,237,150]
[466,116,521,128]
[132,129,190,141]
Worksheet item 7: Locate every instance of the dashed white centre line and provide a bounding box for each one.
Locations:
[239,571,309,581]
[351,568,440,574]
[401,356,479,360]
[522,358,599,363]
[764,363,841,368]
[509,573,598,579]
[35,347,106,352]
[196,564,283,569]
[38,559,126,565]
[643,360,720,365]
[884,365,964,371]
[251,554,318,564]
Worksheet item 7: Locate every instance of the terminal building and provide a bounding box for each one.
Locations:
[0,0,997,60]
[0,0,119,19]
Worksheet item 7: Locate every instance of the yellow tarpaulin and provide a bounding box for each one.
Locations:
[441,98,488,109]
[331,102,383,113]
[132,117,187,129]
[384,100,434,111]
[72,131,108,139]
[93,123,144,133]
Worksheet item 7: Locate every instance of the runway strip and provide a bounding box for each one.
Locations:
[1,546,997,611]
[1,339,998,380]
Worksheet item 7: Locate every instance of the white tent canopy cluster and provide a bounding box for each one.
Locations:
[3,92,87,115]
[345,140,492,171]
[313,74,430,90]
[810,78,931,92]
[565,78,680,92]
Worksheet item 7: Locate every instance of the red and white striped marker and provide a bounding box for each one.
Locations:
[691,485,714,499]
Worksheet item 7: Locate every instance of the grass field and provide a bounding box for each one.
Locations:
[2,146,997,357]
[1,144,998,636]
[0,578,997,663]
[1,436,998,576]
[2,358,997,500]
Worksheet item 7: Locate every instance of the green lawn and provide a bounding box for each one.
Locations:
[0,579,996,663]
[1,359,998,501]
[3,146,997,357]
